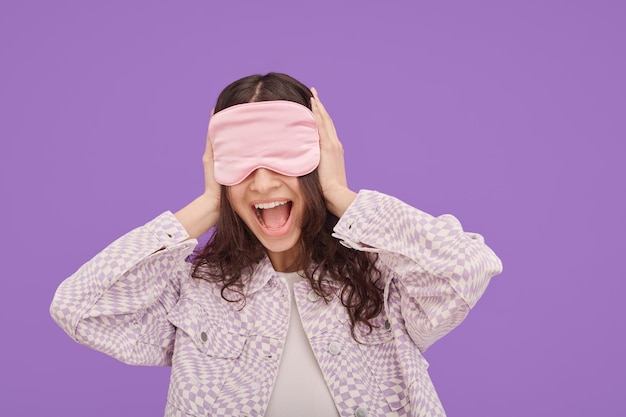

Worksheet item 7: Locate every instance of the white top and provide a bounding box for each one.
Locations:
[265,271,340,417]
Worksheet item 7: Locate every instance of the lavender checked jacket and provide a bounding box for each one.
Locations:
[50,190,503,417]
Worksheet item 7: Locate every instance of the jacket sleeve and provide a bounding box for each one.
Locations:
[332,190,503,352]
[50,211,197,366]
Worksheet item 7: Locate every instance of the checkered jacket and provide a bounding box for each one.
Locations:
[50,190,502,417]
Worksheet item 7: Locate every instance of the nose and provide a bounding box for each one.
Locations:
[248,168,281,194]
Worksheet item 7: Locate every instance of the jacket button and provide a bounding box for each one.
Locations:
[328,341,341,355]
[200,331,208,342]
[384,319,391,331]
[308,290,318,302]
[355,406,368,417]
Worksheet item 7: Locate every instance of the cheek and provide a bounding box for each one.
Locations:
[226,190,248,218]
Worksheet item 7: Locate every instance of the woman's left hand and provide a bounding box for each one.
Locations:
[310,87,357,217]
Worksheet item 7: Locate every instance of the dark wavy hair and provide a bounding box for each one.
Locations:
[191,72,384,339]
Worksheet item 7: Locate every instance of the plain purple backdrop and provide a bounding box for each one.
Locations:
[1,1,624,416]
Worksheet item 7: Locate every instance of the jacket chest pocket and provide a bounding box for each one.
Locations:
[166,298,248,415]
[357,319,410,412]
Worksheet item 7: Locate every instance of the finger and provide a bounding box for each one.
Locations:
[311,101,332,146]
[310,95,326,133]
[310,90,335,133]
[204,123,215,158]
[310,87,330,119]
[206,108,215,138]
[204,119,214,148]
[310,87,319,101]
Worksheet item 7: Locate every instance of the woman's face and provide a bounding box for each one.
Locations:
[228,168,304,272]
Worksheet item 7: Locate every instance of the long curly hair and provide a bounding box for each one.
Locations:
[191,72,384,339]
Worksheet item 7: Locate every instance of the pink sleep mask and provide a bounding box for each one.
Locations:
[208,100,320,186]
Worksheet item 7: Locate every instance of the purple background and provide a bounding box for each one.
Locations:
[1,1,624,416]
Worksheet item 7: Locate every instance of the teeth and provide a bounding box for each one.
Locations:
[254,201,289,210]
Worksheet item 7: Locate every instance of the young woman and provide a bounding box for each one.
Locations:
[51,72,503,417]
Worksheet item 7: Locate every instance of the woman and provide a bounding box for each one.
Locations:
[50,72,503,417]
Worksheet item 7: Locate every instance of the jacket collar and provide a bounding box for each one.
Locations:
[244,255,277,296]
[242,255,342,296]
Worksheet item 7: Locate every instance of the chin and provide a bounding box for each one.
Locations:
[258,232,300,254]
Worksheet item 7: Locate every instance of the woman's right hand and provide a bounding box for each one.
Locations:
[201,118,222,209]
[174,116,222,239]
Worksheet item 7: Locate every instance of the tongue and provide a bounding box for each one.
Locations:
[261,204,290,229]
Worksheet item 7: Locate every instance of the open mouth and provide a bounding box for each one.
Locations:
[253,200,293,231]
